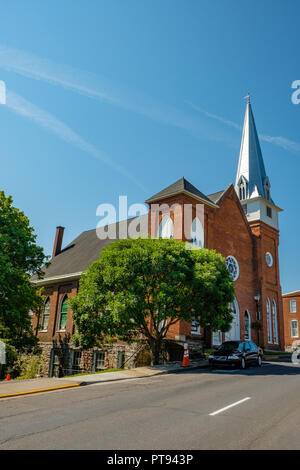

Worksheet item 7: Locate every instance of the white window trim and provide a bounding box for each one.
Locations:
[157,215,174,239]
[244,310,251,341]
[57,295,68,332]
[291,320,299,338]
[267,298,273,344]
[40,297,50,332]
[272,300,279,345]
[212,330,222,346]
[225,256,240,282]
[290,300,297,313]
[191,320,201,335]
[190,217,204,248]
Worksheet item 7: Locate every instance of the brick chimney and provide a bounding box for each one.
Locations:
[52,226,65,258]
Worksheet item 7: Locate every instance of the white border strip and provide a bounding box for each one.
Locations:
[31,271,82,286]
[209,397,251,416]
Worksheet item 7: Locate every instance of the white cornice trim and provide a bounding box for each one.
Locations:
[31,271,82,286]
[240,196,283,212]
[283,290,300,297]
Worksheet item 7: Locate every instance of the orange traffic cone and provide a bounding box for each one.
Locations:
[6,374,11,381]
[181,343,190,367]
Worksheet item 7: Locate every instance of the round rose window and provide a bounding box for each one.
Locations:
[226,256,239,281]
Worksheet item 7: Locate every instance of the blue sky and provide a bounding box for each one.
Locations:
[0,0,299,292]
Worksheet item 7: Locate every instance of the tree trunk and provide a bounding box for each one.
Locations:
[149,338,162,365]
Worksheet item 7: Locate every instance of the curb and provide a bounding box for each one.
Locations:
[263,355,291,360]
[0,382,81,399]
[168,363,209,374]
[73,363,210,385]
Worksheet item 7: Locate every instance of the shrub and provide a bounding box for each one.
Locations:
[13,354,43,379]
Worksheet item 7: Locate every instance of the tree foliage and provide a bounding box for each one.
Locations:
[0,191,48,352]
[70,238,235,364]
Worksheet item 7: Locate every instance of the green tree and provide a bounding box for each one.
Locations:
[0,191,48,353]
[70,238,234,365]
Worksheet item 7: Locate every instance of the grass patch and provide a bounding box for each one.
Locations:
[203,349,216,356]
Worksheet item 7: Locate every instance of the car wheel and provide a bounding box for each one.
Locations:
[240,357,246,370]
[257,355,262,367]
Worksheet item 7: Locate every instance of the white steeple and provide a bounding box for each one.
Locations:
[235,97,282,229]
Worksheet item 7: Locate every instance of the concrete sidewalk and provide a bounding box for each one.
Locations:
[0,377,81,399]
[60,359,209,385]
[0,359,209,398]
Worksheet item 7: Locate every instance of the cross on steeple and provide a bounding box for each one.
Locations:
[243,92,251,104]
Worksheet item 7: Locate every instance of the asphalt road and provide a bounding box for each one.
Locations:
[1,360,300,450]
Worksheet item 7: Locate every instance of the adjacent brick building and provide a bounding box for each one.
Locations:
[282,291,300,350]
[31,99,285,376]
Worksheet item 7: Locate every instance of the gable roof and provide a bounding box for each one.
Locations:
[207,189,227,204]
[145,177,218,207]
[31,215,148,285]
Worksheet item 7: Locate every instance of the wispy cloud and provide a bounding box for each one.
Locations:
[187,100,300,154]
[259,134,300,152]
[187,101,242,131]
[5,89,146,191]
[0,44,234,145]
[2,43,297,156]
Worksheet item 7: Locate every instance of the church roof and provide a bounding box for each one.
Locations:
[31,215,148,285]
[235,100,270,200]
[207,189,227,204]
[146,177,218,207]
[32,180,236,285]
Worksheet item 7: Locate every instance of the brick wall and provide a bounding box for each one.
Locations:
[282,292,300,349]
[147,186,284,349]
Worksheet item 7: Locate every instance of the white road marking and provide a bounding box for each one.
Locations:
[209,397,251,416]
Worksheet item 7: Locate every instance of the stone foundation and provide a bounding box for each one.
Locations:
[39,341,148,377]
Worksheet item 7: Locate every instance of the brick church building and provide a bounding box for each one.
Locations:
[32,99,284,376]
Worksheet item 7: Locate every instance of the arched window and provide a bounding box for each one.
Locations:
[264,178,271,201]
[272,300,279,344]
[244,310,251,341]
[238,178,248,201]
[58,295,68,331]
[267,298,273,343]
[225,298,240,341]
[41,297,50,331]
[212,331,222,346]
[190,217,204,248]
[157,215,174,239]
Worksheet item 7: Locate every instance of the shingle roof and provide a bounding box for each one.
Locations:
[145,177,217,206]
[31,215,148,282]
[207,189,226,204]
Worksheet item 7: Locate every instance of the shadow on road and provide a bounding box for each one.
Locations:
[184,360,300,377]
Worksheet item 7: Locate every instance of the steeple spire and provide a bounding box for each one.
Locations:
[235,98,270,201]
[235,98,282,230]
